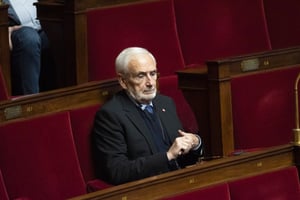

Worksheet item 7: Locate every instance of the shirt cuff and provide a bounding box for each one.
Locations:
[192,134,202,151]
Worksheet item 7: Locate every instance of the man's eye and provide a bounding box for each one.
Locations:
[137,74,146,79]
[150,71,157,76]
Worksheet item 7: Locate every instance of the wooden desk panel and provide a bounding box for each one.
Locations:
[69,144,295,200]
[0,79,120,122]
[177,47,300,157]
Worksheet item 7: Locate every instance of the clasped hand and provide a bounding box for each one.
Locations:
[167,130,199,160]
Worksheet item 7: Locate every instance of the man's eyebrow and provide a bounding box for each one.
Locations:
[136,70,157,74]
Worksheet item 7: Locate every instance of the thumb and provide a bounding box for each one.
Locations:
[178,129,186,136]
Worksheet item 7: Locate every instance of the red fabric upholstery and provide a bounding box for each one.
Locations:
[158,75,199,133]
[0,65,9,101]
[69,104,100,182]
[263,0,300,49]
[86,0,185,81]
[162,183,231,200]
[231,66,300,149]
[173,0,272,67]
[69,105,112,191]
[229,166,300,200]
[0,112,86,200]
[0,169,9,200]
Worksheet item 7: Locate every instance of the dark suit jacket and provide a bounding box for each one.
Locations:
[92,90,201,185]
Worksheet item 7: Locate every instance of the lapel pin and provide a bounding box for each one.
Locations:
[162,108,166,112]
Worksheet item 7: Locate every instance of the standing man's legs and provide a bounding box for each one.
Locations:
[10,26,41,95]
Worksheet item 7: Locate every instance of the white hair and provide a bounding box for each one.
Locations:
[115,47,156,74]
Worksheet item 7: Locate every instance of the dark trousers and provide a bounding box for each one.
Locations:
[10,26,56,95]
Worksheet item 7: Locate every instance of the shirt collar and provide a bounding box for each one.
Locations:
[140,102,153,110]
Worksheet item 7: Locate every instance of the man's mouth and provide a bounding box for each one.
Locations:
[144,89,155,94]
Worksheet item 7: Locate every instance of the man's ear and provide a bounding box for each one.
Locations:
[118,73,127,89]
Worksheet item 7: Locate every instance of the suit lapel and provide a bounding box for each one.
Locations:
[120,92,158,154]
[154,97,178,142]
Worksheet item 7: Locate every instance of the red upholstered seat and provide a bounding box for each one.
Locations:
[69,105,112,192]
[229,166,300,200]
[86,0,185,81]
[0,169,9,200]
[0,112,86,200]
[263,0,300,49]
[173,0,272,67]
[158,75,199,133]
[162,183,231,200]
[231,66,300,149]
[0,65,9,101]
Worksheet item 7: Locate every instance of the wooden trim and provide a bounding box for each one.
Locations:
[207,46,300,77]
[0,79,120,122]
[0,4,10,95]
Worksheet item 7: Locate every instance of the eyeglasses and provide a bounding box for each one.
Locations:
[125,70,159,83]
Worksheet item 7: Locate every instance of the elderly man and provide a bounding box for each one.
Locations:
[92,47,202,185]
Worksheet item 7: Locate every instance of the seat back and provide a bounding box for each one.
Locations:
[86,0,185,81]
[231,66,300,149]
[69,104,112,192]
[158,75,198,133]
[69,104,101,182]
[174,0,272,66]
[263,0,300,49]
[229,166,300,200]
[0,112,86,199]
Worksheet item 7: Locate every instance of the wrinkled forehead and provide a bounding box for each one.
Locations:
[127,53,157,73]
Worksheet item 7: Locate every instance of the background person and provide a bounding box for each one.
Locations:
[5,0,56,95]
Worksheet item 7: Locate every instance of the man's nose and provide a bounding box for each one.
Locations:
[145,77,154,86]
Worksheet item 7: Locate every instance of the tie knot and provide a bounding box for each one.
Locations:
[145,105,153,114]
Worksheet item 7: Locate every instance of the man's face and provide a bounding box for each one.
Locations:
[120,53,158,104]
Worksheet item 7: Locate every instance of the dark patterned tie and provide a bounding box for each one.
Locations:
[145,105,153,114]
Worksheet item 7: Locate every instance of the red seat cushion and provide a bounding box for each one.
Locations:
[0,112,86,199]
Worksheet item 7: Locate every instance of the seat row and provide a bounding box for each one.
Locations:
[1,107,300,199]
[1,0,300,100]
[86,0,274,82]
[1,47,300,155]
[82,0,300,83]
[15,0,298,94]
